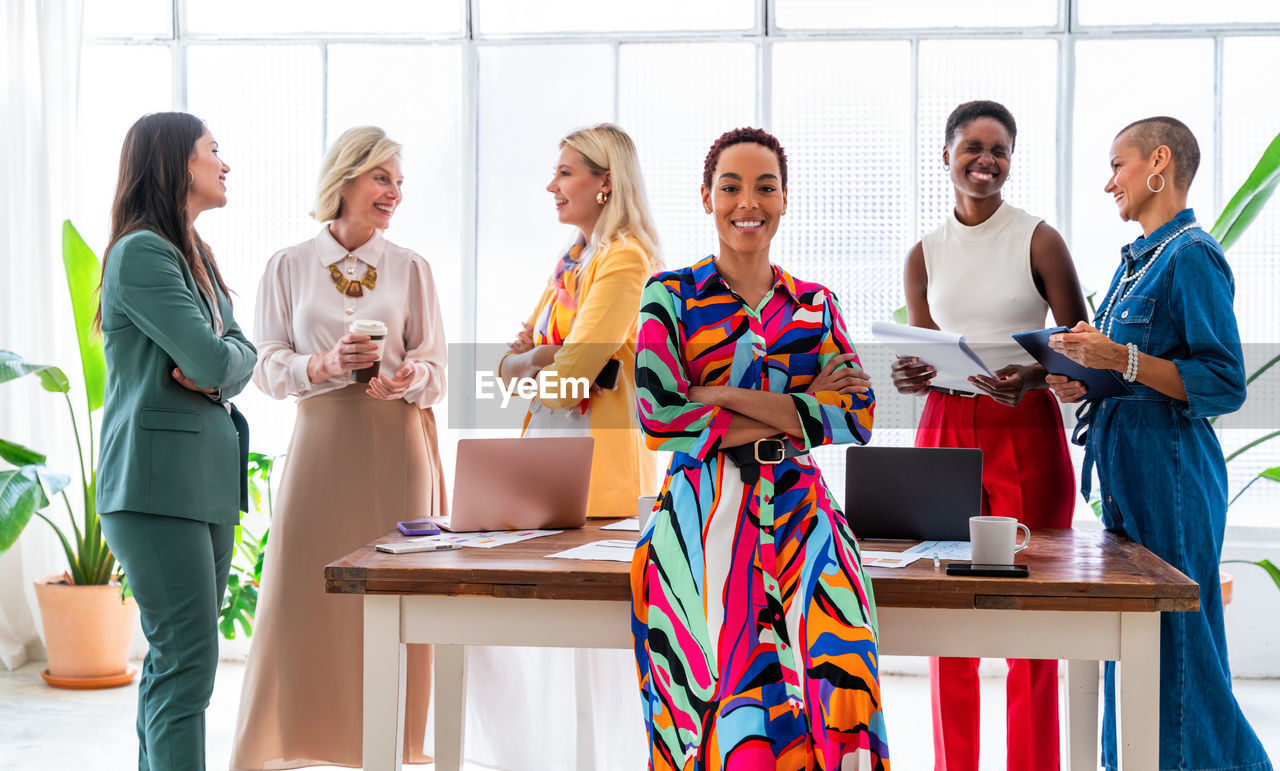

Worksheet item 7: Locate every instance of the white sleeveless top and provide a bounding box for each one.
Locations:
[922,201,1048,370]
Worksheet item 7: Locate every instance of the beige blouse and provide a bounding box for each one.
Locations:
[252,225,447,409]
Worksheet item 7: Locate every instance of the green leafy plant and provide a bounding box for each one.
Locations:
[1210,130,1280,592]
[218,452,280,639]
[0,222,116,585]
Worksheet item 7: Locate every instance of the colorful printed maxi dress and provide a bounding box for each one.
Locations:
[630,256,891,771]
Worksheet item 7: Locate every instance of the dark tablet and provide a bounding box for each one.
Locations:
[1012,327,1132,400]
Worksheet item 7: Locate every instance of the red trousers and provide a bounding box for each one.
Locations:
[916,389,1075,771]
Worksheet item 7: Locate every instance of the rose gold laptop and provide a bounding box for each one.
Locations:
[431,437,594,532]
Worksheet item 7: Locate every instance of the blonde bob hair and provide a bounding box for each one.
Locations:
[311,126,402,222]
[560,123,662,272]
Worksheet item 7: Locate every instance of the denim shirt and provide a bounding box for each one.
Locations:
[1093,208,1246,418]
[1078,209,1246,500]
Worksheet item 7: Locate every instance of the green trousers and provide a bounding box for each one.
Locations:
[101,511,234,771]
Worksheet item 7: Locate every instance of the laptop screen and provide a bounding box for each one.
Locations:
[843,446,982,541]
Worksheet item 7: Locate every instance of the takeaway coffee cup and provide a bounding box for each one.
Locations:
[637,495,659,530]
[969,515,1030,565]
[349,319,387,384]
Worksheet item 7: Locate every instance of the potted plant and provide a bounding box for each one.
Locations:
[0,221,137,689]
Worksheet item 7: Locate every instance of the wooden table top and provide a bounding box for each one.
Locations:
[325,521,1199,613]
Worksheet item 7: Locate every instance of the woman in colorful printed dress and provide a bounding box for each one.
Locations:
[631,127,890,771]
[1048,117,1271,771]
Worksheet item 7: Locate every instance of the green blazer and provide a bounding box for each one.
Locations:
[96,230,257,524]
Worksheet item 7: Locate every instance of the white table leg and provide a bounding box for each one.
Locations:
[364,596,406,771]
[434,644,467,771]
[1118,612,1160,770]
[1064,659,1100,771]
[573,648,596,771]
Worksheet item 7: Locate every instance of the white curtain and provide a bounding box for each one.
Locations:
[0,0,85,671]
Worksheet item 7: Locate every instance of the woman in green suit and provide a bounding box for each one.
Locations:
[95,112,256,771]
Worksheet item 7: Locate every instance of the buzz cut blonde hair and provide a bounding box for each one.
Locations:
[311,126,402,222]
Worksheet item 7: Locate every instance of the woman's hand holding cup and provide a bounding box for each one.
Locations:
[307,333,379,383]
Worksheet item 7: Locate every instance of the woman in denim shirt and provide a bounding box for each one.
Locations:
[1048,116,1271,771]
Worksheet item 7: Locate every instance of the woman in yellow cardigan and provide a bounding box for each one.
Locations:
[470,124,661,767]
[499,122,661,517]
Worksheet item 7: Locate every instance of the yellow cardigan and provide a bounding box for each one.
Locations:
[514,238,658,517]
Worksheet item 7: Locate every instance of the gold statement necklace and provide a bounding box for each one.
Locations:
[328,254,377,297]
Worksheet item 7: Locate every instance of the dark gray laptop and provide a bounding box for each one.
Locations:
[843,446,983,540]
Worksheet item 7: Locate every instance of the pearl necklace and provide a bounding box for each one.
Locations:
[1097,221,1199,339]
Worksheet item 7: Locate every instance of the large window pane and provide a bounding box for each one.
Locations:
[75,45,173,256]
[474,44,614,347]
[185,0,464,38]
[1077,0,1280,26]
[618,42,757,271]
[772,40,915,493]
[1218,36,1280,526]
[917,39,1059,237]
[187,43,324,455]
[475,0,757,36]
[83,0,171,39]
[774,0,1058,30]
[1071,39,1215,295]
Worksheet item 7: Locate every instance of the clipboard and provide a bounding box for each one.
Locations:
[1011,327,1132,399]
[871,321,994,392]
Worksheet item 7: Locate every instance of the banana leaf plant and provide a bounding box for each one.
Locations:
[0,221,116,585]
[1210,129,1280,593]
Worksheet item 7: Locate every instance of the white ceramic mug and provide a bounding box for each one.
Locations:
[637,495,659,530]
[969,516,1030,565]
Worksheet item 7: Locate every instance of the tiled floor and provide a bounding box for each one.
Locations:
[2,660,1277,770]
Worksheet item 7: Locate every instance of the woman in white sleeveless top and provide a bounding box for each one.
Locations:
[890,101,1088,771]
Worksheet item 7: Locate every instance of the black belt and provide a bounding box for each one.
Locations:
[722,438,807,485]
[930,386,977,398]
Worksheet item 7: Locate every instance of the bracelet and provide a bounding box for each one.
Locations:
[1123,342,1139,382]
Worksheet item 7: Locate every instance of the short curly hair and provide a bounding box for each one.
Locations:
[703,127,788,190]
[945,100,1018,150]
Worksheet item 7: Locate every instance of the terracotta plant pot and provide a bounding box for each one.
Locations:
[32,575,139,689]
[1221,570,1234,607]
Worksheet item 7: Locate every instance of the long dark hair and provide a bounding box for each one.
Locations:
[94,112,231,331]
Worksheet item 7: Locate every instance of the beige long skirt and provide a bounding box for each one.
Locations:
[230,385,447,769]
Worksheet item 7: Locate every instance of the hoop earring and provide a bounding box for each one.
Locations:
[596,191,609,205]
[943,164,950,171]
[188,170,195,184]
[1146,173,1165,193]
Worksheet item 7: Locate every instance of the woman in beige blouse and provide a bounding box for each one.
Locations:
[231,126,446,769]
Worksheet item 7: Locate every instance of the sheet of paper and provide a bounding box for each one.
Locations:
[903,540,972,561]
[546,539,636,562]
[860,550,926,568]
[436,529,563,549]
[870,320,994,391]
[601,518,640,531]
